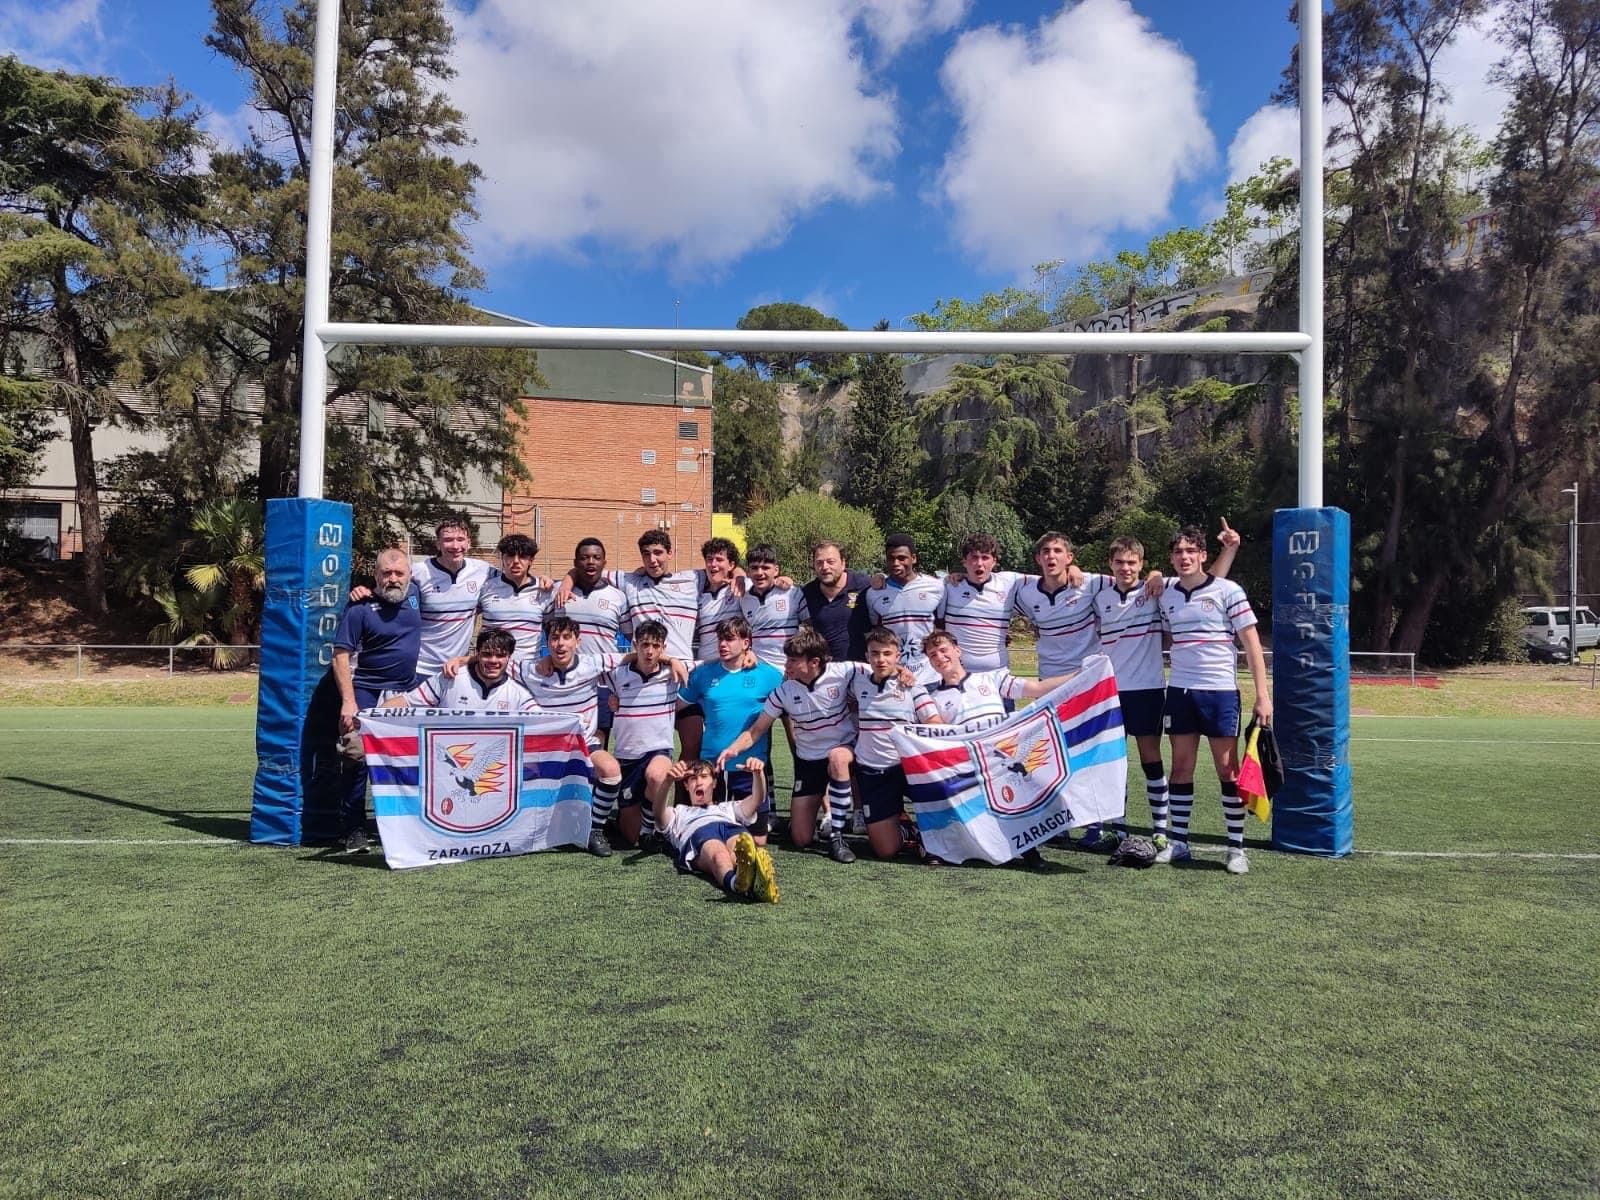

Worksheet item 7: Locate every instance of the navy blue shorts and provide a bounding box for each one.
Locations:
[857,764,909,824]
[1164,687,1241,739]
[1120,687,1166,738]
[675,819,746,871]
[792,756,831,798]
[678,702,704,722]
[617,749,671,807]
[597,685,616,731]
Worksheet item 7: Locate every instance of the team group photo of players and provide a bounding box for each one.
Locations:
[320,513,1271,902]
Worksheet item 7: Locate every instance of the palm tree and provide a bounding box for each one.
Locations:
[146,498,264,668]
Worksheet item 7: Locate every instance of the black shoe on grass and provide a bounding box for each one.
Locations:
[828,832,856,864]
[587,829,613,858]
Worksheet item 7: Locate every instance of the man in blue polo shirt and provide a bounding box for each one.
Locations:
[677,615,783,839]
[798,539,871,662]
[310,548,423,852]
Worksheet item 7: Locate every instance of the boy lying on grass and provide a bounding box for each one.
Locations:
[652,758,779,903]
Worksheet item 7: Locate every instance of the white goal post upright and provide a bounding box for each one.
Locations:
[251,0,1351,857]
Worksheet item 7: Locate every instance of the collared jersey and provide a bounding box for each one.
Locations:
[662,799,753,855]
[411,556,494,675]
[617,568,701,660]
[1013,573,1110,676]
[476,571,554,661]
[929,668,1026,732]
[547,579,628,656]
[679,658,784,764]
[511,652,623,741]
[798,570,870,661]
[846,670,939,770]
[694,581,743,662]
[862,574,946,675]
[1160,574,1257,690]
[1094,583,1166,691]
[602,661,679,759]
[760,661,862,759]
[334,583,422,691]
[399,667,538,714]
[740,584,804,667]
[938,570,1028,671]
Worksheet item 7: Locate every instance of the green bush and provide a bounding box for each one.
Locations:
[743,493,884,574]
[939,492,1031,570]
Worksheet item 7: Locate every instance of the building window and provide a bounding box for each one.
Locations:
[640,487,657,506]
[678,420,700,440]
[3,502,62,559]
[641,449,657,465]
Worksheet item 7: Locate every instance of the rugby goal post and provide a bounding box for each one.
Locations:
[251,0,1351,857]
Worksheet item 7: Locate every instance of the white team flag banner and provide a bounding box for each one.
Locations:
[360,709,593,870]
[893,656,1127,864]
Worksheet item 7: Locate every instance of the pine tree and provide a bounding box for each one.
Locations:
[206,0,538,548]
[840,322,918,531]
[0,57,205,611]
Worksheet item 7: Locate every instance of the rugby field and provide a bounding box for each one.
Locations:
[1,707,1596,1199]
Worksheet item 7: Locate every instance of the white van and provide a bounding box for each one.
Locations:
[1520,606,1600,660]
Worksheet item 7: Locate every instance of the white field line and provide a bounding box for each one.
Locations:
[0,728,253,734]
[0,837,237,846]
[1352,737,1600,745]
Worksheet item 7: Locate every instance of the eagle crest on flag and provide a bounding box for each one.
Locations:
[421,727,520,834]
[441,743,508,799]
[989,730,1052,778]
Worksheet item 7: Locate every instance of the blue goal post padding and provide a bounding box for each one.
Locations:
[1270,507,1354,857]
[250,498,353,845]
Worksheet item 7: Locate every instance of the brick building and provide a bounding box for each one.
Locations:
[493,314,715,575]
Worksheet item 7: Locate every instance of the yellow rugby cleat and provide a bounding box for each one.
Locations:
[750,845,780,904]
[733,832,757,894]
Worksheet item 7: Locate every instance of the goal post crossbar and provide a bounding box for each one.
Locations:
[315,322,1313,357]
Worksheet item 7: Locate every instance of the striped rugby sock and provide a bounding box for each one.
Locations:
[827,779,852,835]
[1142,761,1170,835]
[592,777,621,832]
[721,868,738,895]
[1220,780,1245,848]
[1168,782,1194,843]
[639,806,657,839]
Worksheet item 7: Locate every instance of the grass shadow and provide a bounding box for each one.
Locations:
[3,775,250,840]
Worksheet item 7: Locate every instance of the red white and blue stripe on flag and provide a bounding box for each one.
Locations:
[893,656,1127,864]
[360,709,594,870]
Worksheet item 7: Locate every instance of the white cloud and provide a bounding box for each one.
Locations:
[1226,104,1301,184]
[448,1,911,273]
[856,0,971,56]
[0,0,104,70]
[933,0,1215,273]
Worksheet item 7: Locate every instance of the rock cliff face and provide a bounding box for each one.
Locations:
[774,288,1291,487]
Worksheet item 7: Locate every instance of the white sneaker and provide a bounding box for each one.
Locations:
[1225,848,1250,875]
[1166,840,1190,865]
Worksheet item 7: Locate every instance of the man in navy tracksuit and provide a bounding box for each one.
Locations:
[306,549,422,851]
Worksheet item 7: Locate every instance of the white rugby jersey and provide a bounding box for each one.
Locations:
[476,572,554,661]
[740,585,804,667]
[694,580,743,662]
[846,670,939,770]
[1160,574,1256,690]
[760,661,862,760]
[602,662,679,760]
[411,556,494,675]
[510,651,623,741]
[938,570,1028,671]
[862,575,945,675]
[618,569,700,661]
[398,667,537,714]
[547,580,627,656]
[1094,583,1166,691]
[1013,573,1109,676]
[662,799,753,855]
[928,668,1027,732]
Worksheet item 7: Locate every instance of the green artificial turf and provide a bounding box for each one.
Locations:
[2,708,1597,1199]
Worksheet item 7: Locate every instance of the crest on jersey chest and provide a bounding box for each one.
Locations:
[421,726,521,834]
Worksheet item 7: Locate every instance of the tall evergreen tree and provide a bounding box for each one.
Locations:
[918,354,1077,502]
[840,322,918,531]
[0,57,205,611]
[711,364,786,518]
[205,0,537,548]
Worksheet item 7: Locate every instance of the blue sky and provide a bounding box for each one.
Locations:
[3,0,1506,332]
